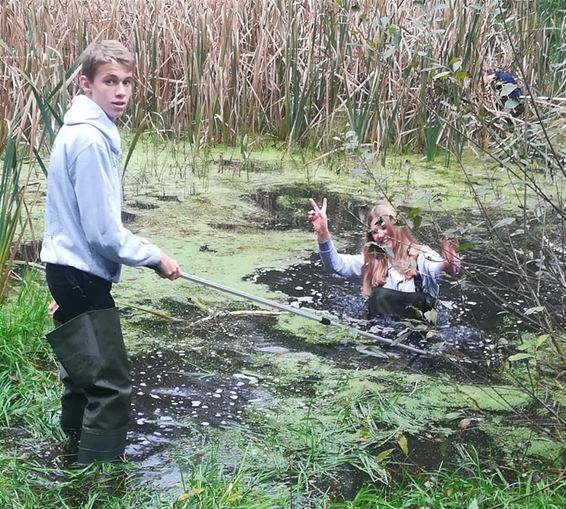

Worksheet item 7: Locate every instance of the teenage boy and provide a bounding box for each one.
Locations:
[41,40,181,465]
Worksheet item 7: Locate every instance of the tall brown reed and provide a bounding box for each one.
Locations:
[0,0,562,151]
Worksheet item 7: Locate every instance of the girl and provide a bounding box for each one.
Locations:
[308,198,460,319]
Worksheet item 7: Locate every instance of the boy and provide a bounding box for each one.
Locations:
[40,40,181,465]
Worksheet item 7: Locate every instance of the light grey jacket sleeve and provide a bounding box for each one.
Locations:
[417,246,445,298]
[318,239,364,278]
[73,142,161,267]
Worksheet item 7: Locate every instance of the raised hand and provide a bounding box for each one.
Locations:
[308,197,330,242]
[442,237,461,275]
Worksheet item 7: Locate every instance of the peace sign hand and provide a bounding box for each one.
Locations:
[308,197,330,242]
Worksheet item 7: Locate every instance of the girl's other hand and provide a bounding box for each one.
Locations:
[442,237,461,275]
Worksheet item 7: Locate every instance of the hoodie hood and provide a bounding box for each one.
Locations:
[63,95,122,156]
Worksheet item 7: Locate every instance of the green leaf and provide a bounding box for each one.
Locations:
[450,59,462,72]
[524,306,544,316]
[121,121,146,184]
[433,71,451,80]
[411,215,422,230]
[424,308,437,325]
[535,334,550,349]
[457,240,475,252]
[0,37,15,54]
[376,449,392,463]
[398,434,409,456]
[508,353,533,362]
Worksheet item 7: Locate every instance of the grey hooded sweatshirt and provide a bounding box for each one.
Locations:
[41,95,161,282]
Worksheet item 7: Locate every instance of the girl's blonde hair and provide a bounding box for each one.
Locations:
[360,202,421,295]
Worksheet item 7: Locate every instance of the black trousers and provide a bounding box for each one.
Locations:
[45,263,115,322]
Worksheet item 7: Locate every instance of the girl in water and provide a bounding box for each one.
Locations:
[308,198,460,319]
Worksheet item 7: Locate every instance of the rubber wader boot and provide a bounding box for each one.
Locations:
[53,316,87,445]
[368,287,435,320]
[47,308,132,465]
[51,317,82,465]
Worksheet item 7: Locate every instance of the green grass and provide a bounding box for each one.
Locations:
[0,455,161,509]
[171,452,289,508]
[330,466,566,508]
[0,270,59,435]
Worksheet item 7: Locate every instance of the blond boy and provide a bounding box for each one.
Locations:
[41,40,181,464]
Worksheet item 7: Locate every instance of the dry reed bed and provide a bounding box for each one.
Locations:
[0,0,563,149]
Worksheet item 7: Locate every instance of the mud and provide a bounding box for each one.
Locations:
[128,200,160,210]
[13,239,42,263]
[127,348,270,462]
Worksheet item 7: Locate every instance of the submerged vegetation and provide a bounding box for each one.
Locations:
[0,0,565,507]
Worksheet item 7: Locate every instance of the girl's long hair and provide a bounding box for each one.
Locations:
[361,203,421,296]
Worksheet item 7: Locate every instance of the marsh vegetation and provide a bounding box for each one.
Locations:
[1,0,565,508]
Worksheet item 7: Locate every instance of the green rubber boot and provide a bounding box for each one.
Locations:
[52,319,83,464]
[47,308,132,465]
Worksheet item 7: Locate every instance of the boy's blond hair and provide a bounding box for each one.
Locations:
[80,40,134,80]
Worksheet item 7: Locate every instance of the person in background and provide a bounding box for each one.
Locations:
[308,198,460,320]
[483,68,524,117]
[41,40,181,465]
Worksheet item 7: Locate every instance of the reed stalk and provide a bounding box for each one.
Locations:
[0,0,560,150]
[0,121,24,302]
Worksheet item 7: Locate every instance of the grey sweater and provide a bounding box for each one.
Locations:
[41,95,161,282]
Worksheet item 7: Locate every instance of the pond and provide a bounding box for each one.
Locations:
[17,145,566,501]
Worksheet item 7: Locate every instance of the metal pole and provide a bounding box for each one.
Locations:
[178,271,436,357]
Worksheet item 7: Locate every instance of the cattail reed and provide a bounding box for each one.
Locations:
[0,0,561,151]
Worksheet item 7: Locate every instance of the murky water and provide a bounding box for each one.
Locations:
[19,186,565,496]
[118,238,506,488]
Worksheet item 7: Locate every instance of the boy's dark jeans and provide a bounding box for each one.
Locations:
[45,264,131,462]
[45,263,115,323]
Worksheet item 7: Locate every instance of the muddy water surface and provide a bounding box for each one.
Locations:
[23,157,565,498]
[116,192,526,490]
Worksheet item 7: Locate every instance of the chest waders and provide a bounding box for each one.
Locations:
[47,307,131,464]
[368,272,436,320]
